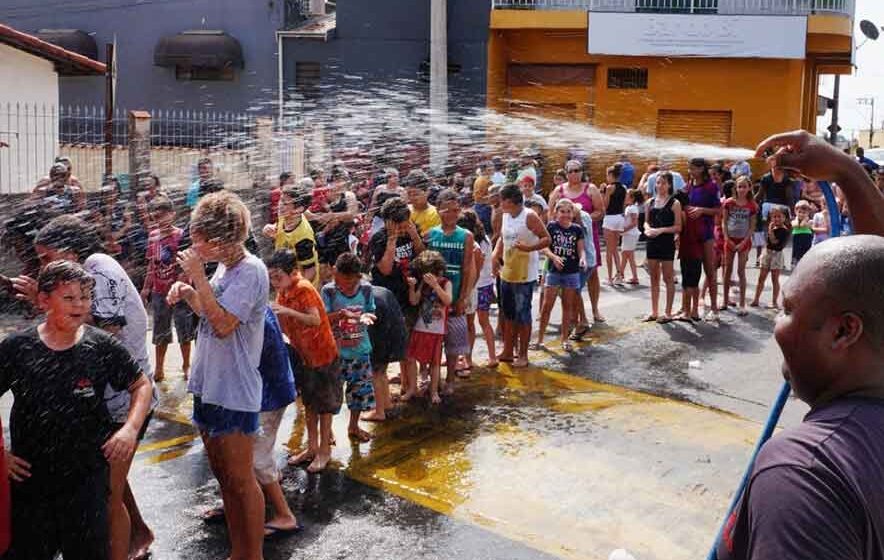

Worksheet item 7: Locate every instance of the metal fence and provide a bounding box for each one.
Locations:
[492,0,854,15]
[0,103,305,195]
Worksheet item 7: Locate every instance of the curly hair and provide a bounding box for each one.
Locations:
[410,249,446,278]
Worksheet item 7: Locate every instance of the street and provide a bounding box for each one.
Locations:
[0,257,805,560]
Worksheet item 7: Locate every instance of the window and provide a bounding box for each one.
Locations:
[635,0,718,14]
[175,66,235,81]
[295,62,321,97]
[607,68,648,89]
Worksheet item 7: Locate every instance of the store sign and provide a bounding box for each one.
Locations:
[587,12,807,59]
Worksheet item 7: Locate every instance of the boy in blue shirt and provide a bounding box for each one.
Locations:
[321,253,377,442]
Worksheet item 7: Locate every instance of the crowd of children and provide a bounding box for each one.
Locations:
[0,143,867,559]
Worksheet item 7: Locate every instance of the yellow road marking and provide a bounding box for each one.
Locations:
[136,433,199,455]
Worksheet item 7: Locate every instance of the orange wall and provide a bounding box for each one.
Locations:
[488,29,807,150]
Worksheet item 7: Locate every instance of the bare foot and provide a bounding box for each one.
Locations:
[129,527,154,560]
[348,428,372,443]
[513,357,529,368]
[182,365,190,380]
[484,361,499,368]
[307,450,331,473]
[593,314,607,323]
[154,370,165,383]
[497,353,514,363]
[399,391,416,402]
[287,448,316,466]
[362,410,386,422]
[430,392,441,405]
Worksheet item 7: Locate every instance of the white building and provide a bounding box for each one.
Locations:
[0,23,105,194]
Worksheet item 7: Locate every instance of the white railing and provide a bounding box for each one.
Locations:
[492,0,855,17]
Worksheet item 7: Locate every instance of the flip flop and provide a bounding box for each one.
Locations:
[201,506,226,525]
[264,523,304,540]
[642,315,657,322]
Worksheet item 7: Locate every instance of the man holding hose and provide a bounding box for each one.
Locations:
[718,131,884,560]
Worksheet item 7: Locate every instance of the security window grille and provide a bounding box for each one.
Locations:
[607,68,648,89]
[175,66,235,81]
[296,62,321,97]
[635,0,718,14]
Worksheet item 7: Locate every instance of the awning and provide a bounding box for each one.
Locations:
[153,30,243,69]
[35,29,98,61]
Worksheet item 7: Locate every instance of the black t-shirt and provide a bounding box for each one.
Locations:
[767,226,789,251]
[606,182,627,215]
[368,286,407,366]
[0,325,141,495]
[547,221,585,274]
[719,397,884,560]
[760,173,795,206]
[370,227,416,310]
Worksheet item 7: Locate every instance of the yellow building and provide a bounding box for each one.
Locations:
[487,0,854,178]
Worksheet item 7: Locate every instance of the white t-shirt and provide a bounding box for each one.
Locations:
[476,239,494,288]
[84,253,157,421]
[623,204,641,237]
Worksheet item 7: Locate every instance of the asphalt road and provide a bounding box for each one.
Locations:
[1,254,808,560]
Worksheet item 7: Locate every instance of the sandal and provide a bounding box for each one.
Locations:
[562,341,574,352]
[657,315,672,324]
[642,314,658,322]
[201,506,226,525]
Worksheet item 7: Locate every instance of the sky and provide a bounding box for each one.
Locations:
[815,0,884,140]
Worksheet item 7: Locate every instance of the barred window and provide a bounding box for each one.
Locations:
[607,68,648,89]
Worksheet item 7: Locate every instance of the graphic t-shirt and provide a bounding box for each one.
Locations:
[413,278,450,335]
[321,280,376,360]
[546,221,584,274]
[84,253,156,421]
[188,253,268,412]
[0,326,140,495]
[274,216,319,285]
[723,199,758,239]
[369,228,417,311]
[146,227,185,296]
[277,274,338,369]
[427,226,468,302]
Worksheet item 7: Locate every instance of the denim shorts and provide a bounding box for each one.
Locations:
[500,280,536,325]
[545,271,581,290]
[192,395,260,438]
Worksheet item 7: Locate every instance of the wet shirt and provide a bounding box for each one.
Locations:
[760,173,796,206]
[369,228,417,311]
[0,326,140,495]
[274,216,319,285]
[410,205,441,237]
[276,274,338,369]
[146,227,185,296]
[546,221,584,274]
[718,397,884,560]
[84,253,156,421]
[723,199,758,239]
[368,286,407,366]
[321,280,376,360]
[427,226,468,302]
[258,306,296,412]
[188,253,268,413]
[413,278,449,335]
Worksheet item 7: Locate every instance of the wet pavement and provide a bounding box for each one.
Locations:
[1,258,808,560]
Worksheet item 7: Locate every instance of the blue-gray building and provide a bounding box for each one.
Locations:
[3,1,489,115]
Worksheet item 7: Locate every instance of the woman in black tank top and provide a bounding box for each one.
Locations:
[602,166,628,284]
[643,172,683,322]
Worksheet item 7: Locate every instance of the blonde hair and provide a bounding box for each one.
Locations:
[555,198,576,213]
[190,191,251,245]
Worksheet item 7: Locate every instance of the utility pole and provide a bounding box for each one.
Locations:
[429,0,448,174]
[858,96,875,147]
[828,75,841,146]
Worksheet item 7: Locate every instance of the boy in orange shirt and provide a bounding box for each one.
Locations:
[266,250,341,473]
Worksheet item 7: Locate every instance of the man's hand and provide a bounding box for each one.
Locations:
[755,130,856,182]
[6,451,31,482]
[11,275,37,305]
[176,249,205,280]
[102,425,138,463]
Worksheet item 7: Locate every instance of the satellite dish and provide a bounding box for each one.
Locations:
[860,20,880,41]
